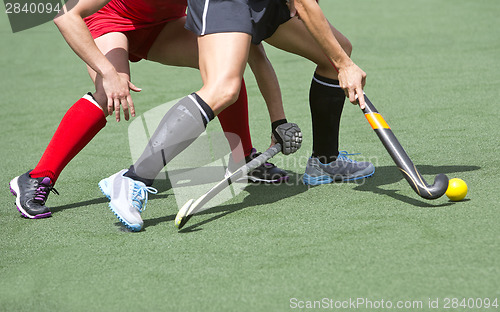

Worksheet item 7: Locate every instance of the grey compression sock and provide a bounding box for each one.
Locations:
[125,94,214,185]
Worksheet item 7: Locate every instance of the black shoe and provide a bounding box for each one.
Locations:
[9,170,58,218]
[244,148,289,183]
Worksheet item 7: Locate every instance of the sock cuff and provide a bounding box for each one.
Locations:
[124,165,155,187]
[190,93,215,126]
[77,94,107,128]
[312,73,341,88]
[29,169,56,181]
[83,92,104,112]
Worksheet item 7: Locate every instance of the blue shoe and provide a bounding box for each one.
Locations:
[99,169,157,231]
[302,151,375,186]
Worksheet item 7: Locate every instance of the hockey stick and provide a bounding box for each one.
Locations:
[362,94,448,199]
[175,143,282,229]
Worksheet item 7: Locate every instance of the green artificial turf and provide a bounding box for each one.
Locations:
[1,1,499,311]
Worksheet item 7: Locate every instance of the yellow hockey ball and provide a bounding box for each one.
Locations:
[446,178,468,201]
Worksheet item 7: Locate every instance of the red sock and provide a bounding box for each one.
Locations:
[217,79,253,162]
[30,94,107,183]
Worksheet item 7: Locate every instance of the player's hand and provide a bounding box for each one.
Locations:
[102,70,141,121]
[271,119,302,155]
[337,63,367,109]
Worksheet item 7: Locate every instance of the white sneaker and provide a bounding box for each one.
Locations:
[99,169,157,232]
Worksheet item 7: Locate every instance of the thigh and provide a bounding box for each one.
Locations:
[147,17,199,68]
[198,32,250,81]
[184,0,252,113]
[196,32,251,113]
[88,32,131,108]
[265,17,351,77]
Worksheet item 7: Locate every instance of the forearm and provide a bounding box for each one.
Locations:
[248,44,286,123]
[53,0,115,77]
[294,0,353,71]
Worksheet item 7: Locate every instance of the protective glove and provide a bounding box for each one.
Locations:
[271,119,302,155]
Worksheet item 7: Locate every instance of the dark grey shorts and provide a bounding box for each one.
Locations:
[185,0,291,44]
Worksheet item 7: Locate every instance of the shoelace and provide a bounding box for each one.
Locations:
[33,181,59,204]
[131,183,158,212]
[336,151,361,163]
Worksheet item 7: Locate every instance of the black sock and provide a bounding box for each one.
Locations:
[124,94,214,185]
[124,165,153,186]
[309,73,346,163]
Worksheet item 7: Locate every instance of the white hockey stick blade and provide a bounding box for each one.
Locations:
[175,143,281,230]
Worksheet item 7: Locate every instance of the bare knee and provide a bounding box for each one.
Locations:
[332,25,353,57]
[221,80,241,107]
[214,83,241,113]
[316,35,353,77]
[199,78,242,114]
[342,39,353,57]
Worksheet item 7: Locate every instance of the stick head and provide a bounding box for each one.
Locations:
[175,199,194,229]
[422,173,449,199]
